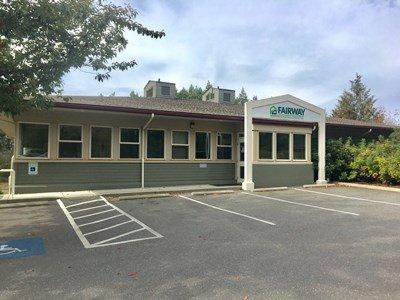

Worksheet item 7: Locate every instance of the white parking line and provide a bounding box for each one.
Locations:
[74,208,115,220]
[243,192,359,216]
[294,188,400,206]
[69,204,109,214]
[84,220,135,236]
[79,214,123,227]
[57,196,162,248]
[65,199,104,209]
[178,195,276,226]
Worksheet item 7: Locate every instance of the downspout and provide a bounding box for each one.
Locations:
[141,113,155,188]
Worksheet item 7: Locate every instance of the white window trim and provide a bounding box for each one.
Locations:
[89,125,114,159]
[57,124,83,159]
[217,132,233,160]
[146,128,166,160]
[195,131,212,160]
[275,132,291,162]
[17,121,50,159]
[258,131,274,161]
[292,133,308,162]
[119,127,140,160]
[171,130,189,160]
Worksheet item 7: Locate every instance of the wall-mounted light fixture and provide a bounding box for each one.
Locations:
[190,122,195,129]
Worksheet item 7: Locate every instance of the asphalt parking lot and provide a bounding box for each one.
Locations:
[1,186,400,299]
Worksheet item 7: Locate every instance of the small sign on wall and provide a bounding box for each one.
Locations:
[28,162,38,175]
[199,164,208,168]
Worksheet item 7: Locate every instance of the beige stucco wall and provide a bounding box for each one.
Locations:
[13,108,240,163]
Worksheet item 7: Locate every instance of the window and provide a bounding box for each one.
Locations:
[276,133,290,160]
[223,92,231,102]
[58,125,82,158]
[195,132,211,159]
[147,130,164,159]
[293,134,306,160]
[217,133,232,160]
[120,128,139,159]
[171,131,189,159]
[91,126,112,158]
[19,123,49,157]
[146,87,153,97]
[161,85,170,96]
[259,132,273,160]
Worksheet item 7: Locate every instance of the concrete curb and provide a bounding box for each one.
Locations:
[337,182,400,193]
[190,190,236,196]
[253,187,288,192]
[0,201,51,209]
[118,193,171,201]
[302,183,336,188]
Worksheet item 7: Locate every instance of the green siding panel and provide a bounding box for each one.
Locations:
[14,162,236,193]
[253,164,313,188]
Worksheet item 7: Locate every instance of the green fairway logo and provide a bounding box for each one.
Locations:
[269,105,306,119]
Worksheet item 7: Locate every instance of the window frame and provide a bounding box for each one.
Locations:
[57,124,83,159]
[195,131,212,160]
[17,121,50,159]
[161,85,171,96]
[89,125,114,159]
[292,133,307,162]
[119,127,140,160]
[223,92,231,102]
[146,128,166,160]
[216,132,233,160]
[275,131,291,162]
[171,130,190,160]
[258,131,274,161]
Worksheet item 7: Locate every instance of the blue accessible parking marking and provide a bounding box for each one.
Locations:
[0,237,45,260]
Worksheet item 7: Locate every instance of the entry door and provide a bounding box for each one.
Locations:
[237,133,245,183]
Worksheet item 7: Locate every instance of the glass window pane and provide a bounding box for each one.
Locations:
[147,130,164,158]
[217,147,232,159]
[91,127,112,158]
[161,86,170,95]
[259,132,273,159]
[223,92,231,102]
[218,133,232,146]
[293,134,306,160]
[60,125,81,141]
[172,131,188,145]
[195,132,210,159]
[172,145,188,159]
[120,144,139,159]
[20,123,48,157]
[121,128,139,143]
[59,142,82,158]
[276,133,290,160]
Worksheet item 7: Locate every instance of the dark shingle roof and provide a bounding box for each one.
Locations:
[51,95,396,129]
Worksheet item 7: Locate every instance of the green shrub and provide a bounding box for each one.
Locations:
[325,129,400,185]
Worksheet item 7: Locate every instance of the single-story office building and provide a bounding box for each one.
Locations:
[0,80,395,193]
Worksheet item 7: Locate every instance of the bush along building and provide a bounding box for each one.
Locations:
[0,79,395,193]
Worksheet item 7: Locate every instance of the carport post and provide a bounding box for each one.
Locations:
[316,118,327,185]
[241,102,254,191]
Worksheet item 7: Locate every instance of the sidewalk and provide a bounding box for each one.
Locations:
[0,184,241,203]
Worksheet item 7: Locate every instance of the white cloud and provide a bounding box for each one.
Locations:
[62,0,400,111]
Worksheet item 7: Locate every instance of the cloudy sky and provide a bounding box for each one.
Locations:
[62,0,400,112]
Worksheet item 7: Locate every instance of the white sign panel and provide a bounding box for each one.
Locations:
[28,162,38,175]
[252,101,321,123]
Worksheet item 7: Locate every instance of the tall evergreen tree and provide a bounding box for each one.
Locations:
[205,80,212,91]
[130,90,139,98]
[176,84,203,100]
[235,87,249,104]
[332,74,383,122]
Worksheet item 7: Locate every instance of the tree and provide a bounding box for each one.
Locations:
[235,87,248,104]
[331,74,384,122]
[176,84,203,100]
[130,90,140,98]
[205,80,212,91]
[0,0,165,116]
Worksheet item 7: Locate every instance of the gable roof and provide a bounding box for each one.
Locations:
[51,95,396,129]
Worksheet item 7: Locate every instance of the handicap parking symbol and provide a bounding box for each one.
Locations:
[0,237,45,259]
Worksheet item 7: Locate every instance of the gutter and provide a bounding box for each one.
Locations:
[141,113,155,188]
